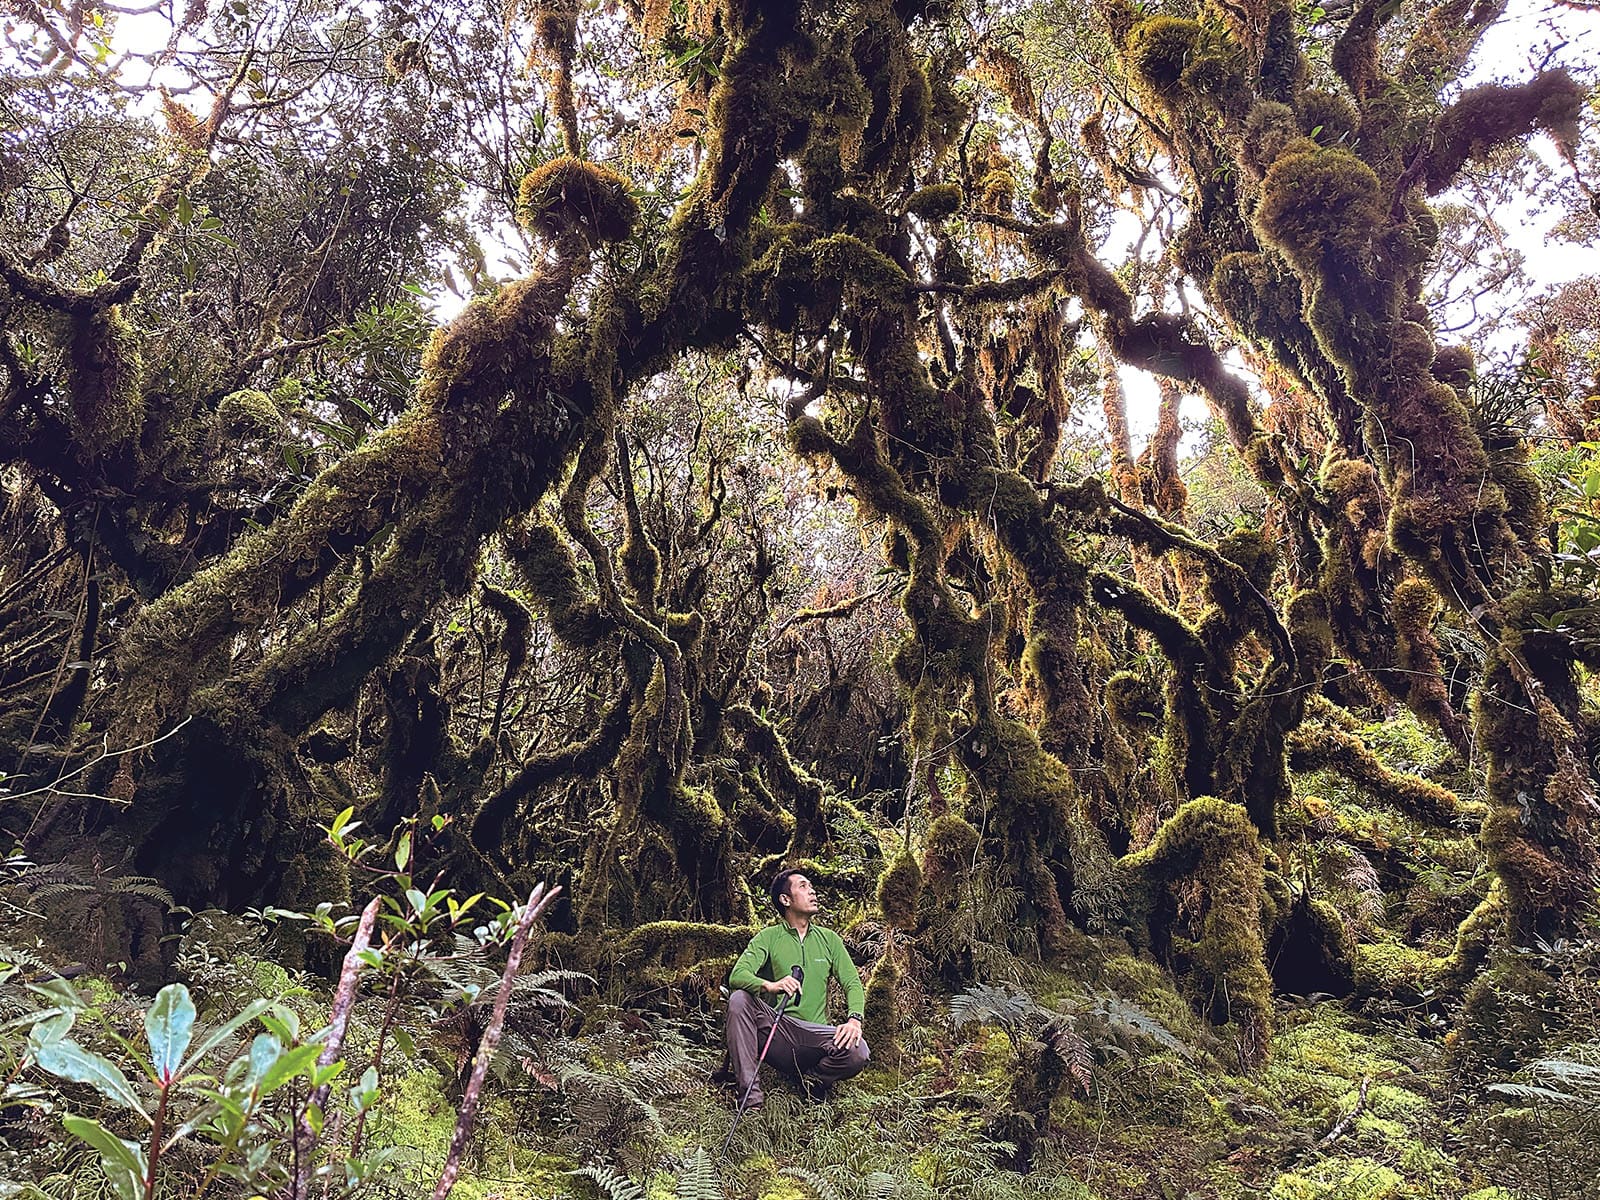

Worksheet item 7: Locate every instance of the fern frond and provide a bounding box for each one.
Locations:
[105,877,175,909]
[675,1148,722,1200]
[778,1165,842,1200]
[571,1162,647,1200]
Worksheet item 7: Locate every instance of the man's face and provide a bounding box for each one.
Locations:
[781,874,819,916]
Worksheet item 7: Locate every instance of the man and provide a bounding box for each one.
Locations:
[725,868,870,1108]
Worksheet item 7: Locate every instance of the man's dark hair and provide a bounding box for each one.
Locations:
[769,868,804,914]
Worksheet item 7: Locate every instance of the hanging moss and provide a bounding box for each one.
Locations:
[877,851,923,930]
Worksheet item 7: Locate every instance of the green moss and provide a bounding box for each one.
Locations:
[905,182,963,220]
[877,852,923,929]
[517,156,639,243]
[1104,670,1163,734]
[1254,147,1385,274]
[863,952,901,1067]
[1454,959,1563,1070]
[614,921,756,969]
[922,813,980,898]
[66,306,146,447]
[217,388,283,440]
[1268,1156,1406,1199]
[1297,88,1358,147]
[1122,799,1273,1064]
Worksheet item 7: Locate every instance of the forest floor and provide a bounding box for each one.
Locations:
[2,906,1594,1200]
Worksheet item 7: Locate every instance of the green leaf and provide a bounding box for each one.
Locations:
[395,831,412,871]
[27,1011,76,1051]
[62,1115,146,1200]
[246,1032,283,1088]
[145,984,196,1084]
[33,1040,148,1117]
[350,1064,379,1113]
[259,1042,321,1095]
[183,997,272,1072]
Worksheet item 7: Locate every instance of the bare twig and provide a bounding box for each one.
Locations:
[291,895,380,1200]
[431,882,561,1200]
[1317,1076,1371,1149]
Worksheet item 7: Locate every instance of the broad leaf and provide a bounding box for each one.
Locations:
[33,1039,148,1118]
[62,1115,147,1200]
[145,984,196,1084]
[258,1042,322,1095]
[183,997,272,1073]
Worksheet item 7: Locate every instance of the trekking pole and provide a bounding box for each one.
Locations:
[721,964,803,1157]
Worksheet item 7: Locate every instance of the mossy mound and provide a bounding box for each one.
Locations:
[1254,146,1385,274]
[517,156,639,243]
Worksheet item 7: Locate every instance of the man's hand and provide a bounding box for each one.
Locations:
[832,1017,862,1050]
[763,975,801,998]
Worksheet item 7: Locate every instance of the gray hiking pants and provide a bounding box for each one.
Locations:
[726,988,870,1101]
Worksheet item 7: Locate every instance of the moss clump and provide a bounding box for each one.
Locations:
[877,852,923,930]
[66,306,146,447]
[217,388,283,440]
[1297,88,1357,147]
[921,813,980,898]
[1268,1156,1405,1199]
[516,156,638,243]
[1430,344,1475,391]
[862,951,901,1067]
[905,182,963,220]
[1104,670,1163,734]
[1122,798,1274,1065]
[1243,101,1301,173]
[1255,146,1385,274]
[1125,16,1201,98]
[1454,959,1563,1070]
[1124,15,1245,112]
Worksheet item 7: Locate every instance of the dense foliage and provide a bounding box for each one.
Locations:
[2,0,1599,1195]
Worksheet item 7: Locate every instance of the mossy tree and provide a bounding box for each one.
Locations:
[2,0,1594,1054]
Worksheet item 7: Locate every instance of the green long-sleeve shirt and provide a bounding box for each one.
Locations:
[728,921,866,1026]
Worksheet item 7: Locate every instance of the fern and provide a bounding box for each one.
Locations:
[779,1165,844,1200]
[1072,990,1190,1057]
[675,1147,722,1200]
[950,983,1041,1033]
[1489,1043,1600,1108]
[571,1162,647,1200]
